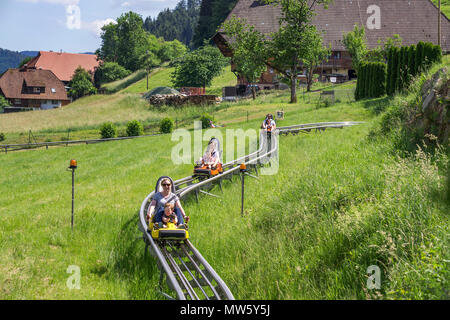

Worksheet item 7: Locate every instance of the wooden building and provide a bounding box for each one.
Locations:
[0,67,70,111]
[26,51,100,85]
[213,0,450,87]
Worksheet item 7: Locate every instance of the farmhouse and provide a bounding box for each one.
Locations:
[26,51,100,84]
[0,67,70,111]
[213,0,450,87]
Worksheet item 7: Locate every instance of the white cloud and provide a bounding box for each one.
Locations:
[82,18,117,37]
[17,0,81,29]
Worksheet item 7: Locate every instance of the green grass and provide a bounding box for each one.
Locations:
[101,69,147,94]
[432,0,450,17]
[121,67,175,94]
[1,85,448,299]
[0,57,448,300]
[0,66,236,142]
[206,66,237,96]
[121,65,236,95]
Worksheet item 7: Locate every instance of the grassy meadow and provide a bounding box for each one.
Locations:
[432,0,450,17]
[0,66,236,145]
[0,57,449,299]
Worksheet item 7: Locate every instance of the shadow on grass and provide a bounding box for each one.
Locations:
[360,96,394,115]
[107,211,164,299]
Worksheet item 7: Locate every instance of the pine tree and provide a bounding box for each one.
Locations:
[377,62,387,97]
[193,0,239,48]
[433,45,442,64]
[399,46,408,91]
[415,41,425,74]
[368,63,375,98]
[364,62,371,98]
[394,48,402,92]
[386,47,392,95]
[355,62,365,100]
[407,44,416,77]
[144,0,201,47]
[423,42,434,69]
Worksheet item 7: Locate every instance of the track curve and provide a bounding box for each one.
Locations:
[138,121,362,300]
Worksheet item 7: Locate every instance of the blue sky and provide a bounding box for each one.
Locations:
[0,0,179,53]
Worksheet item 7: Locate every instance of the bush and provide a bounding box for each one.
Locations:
[356,62,386,100]
[387,42,442,95]
[94,62,132,87]
[200,114,215,129]
[0,95,11,112]
[100,122,117,139]
[126,120,144,137]
[407,44,416,77]
[0,133,5,142]
[68,67,97,100]
[160,117,174,134]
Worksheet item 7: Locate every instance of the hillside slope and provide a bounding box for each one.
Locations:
[1,56,448,299]
[0,49,38,74]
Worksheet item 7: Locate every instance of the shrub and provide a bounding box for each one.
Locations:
[356,62,386,100]
[407,44,416,77]
[199,114,215,129]
[100,122,117,139]
[0,133,5,142]
[415,41,425,74]
[0,95,11,112]
[126,120,144,137]
[94,62,132,87]
[68,67,97,100]
[316,98,332,109]
[160,117,174,134]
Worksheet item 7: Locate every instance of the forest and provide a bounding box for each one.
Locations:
[143,0,239,48]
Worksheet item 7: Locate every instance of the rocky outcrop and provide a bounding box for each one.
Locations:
[417,68,449,145]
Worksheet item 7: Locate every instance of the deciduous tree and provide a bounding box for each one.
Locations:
[220,16,268,99]
[171,44,229,89]
[68,67,97,100]
[342,24,368,74]
[264,0,331,103]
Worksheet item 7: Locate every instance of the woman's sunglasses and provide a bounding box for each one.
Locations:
[162,183,171,187]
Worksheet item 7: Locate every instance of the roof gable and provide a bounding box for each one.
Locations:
[27,51,100,82]
[0,68,69,101]
[219,0,450,52]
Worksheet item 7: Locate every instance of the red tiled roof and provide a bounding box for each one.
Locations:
[216,0,450,52]
[0,68,69,101]
[27,51,100,82]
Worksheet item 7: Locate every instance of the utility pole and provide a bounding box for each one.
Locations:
[146,50,149,90]
[438,0,441,47]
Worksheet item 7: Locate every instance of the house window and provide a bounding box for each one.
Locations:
[51,88,56,93]
[14,99,21,105]
[52,100,59,105]
[33,87,40,93]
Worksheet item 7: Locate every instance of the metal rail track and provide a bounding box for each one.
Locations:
[0,133,163,154]
[138,121,362,300]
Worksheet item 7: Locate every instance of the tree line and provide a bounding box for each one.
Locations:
[220,0,332,102]
[142,0,239,49]
[144,0,201,49]
[344,24,443,101]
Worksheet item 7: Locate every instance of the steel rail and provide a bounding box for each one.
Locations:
[167,241,212,300]
[0,133,163,153]
[179,243,221,300]
[138,121,360,300]
[161,244,199,300]
[139,189,234,300]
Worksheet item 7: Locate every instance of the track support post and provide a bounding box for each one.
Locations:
[240,164,247,217]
